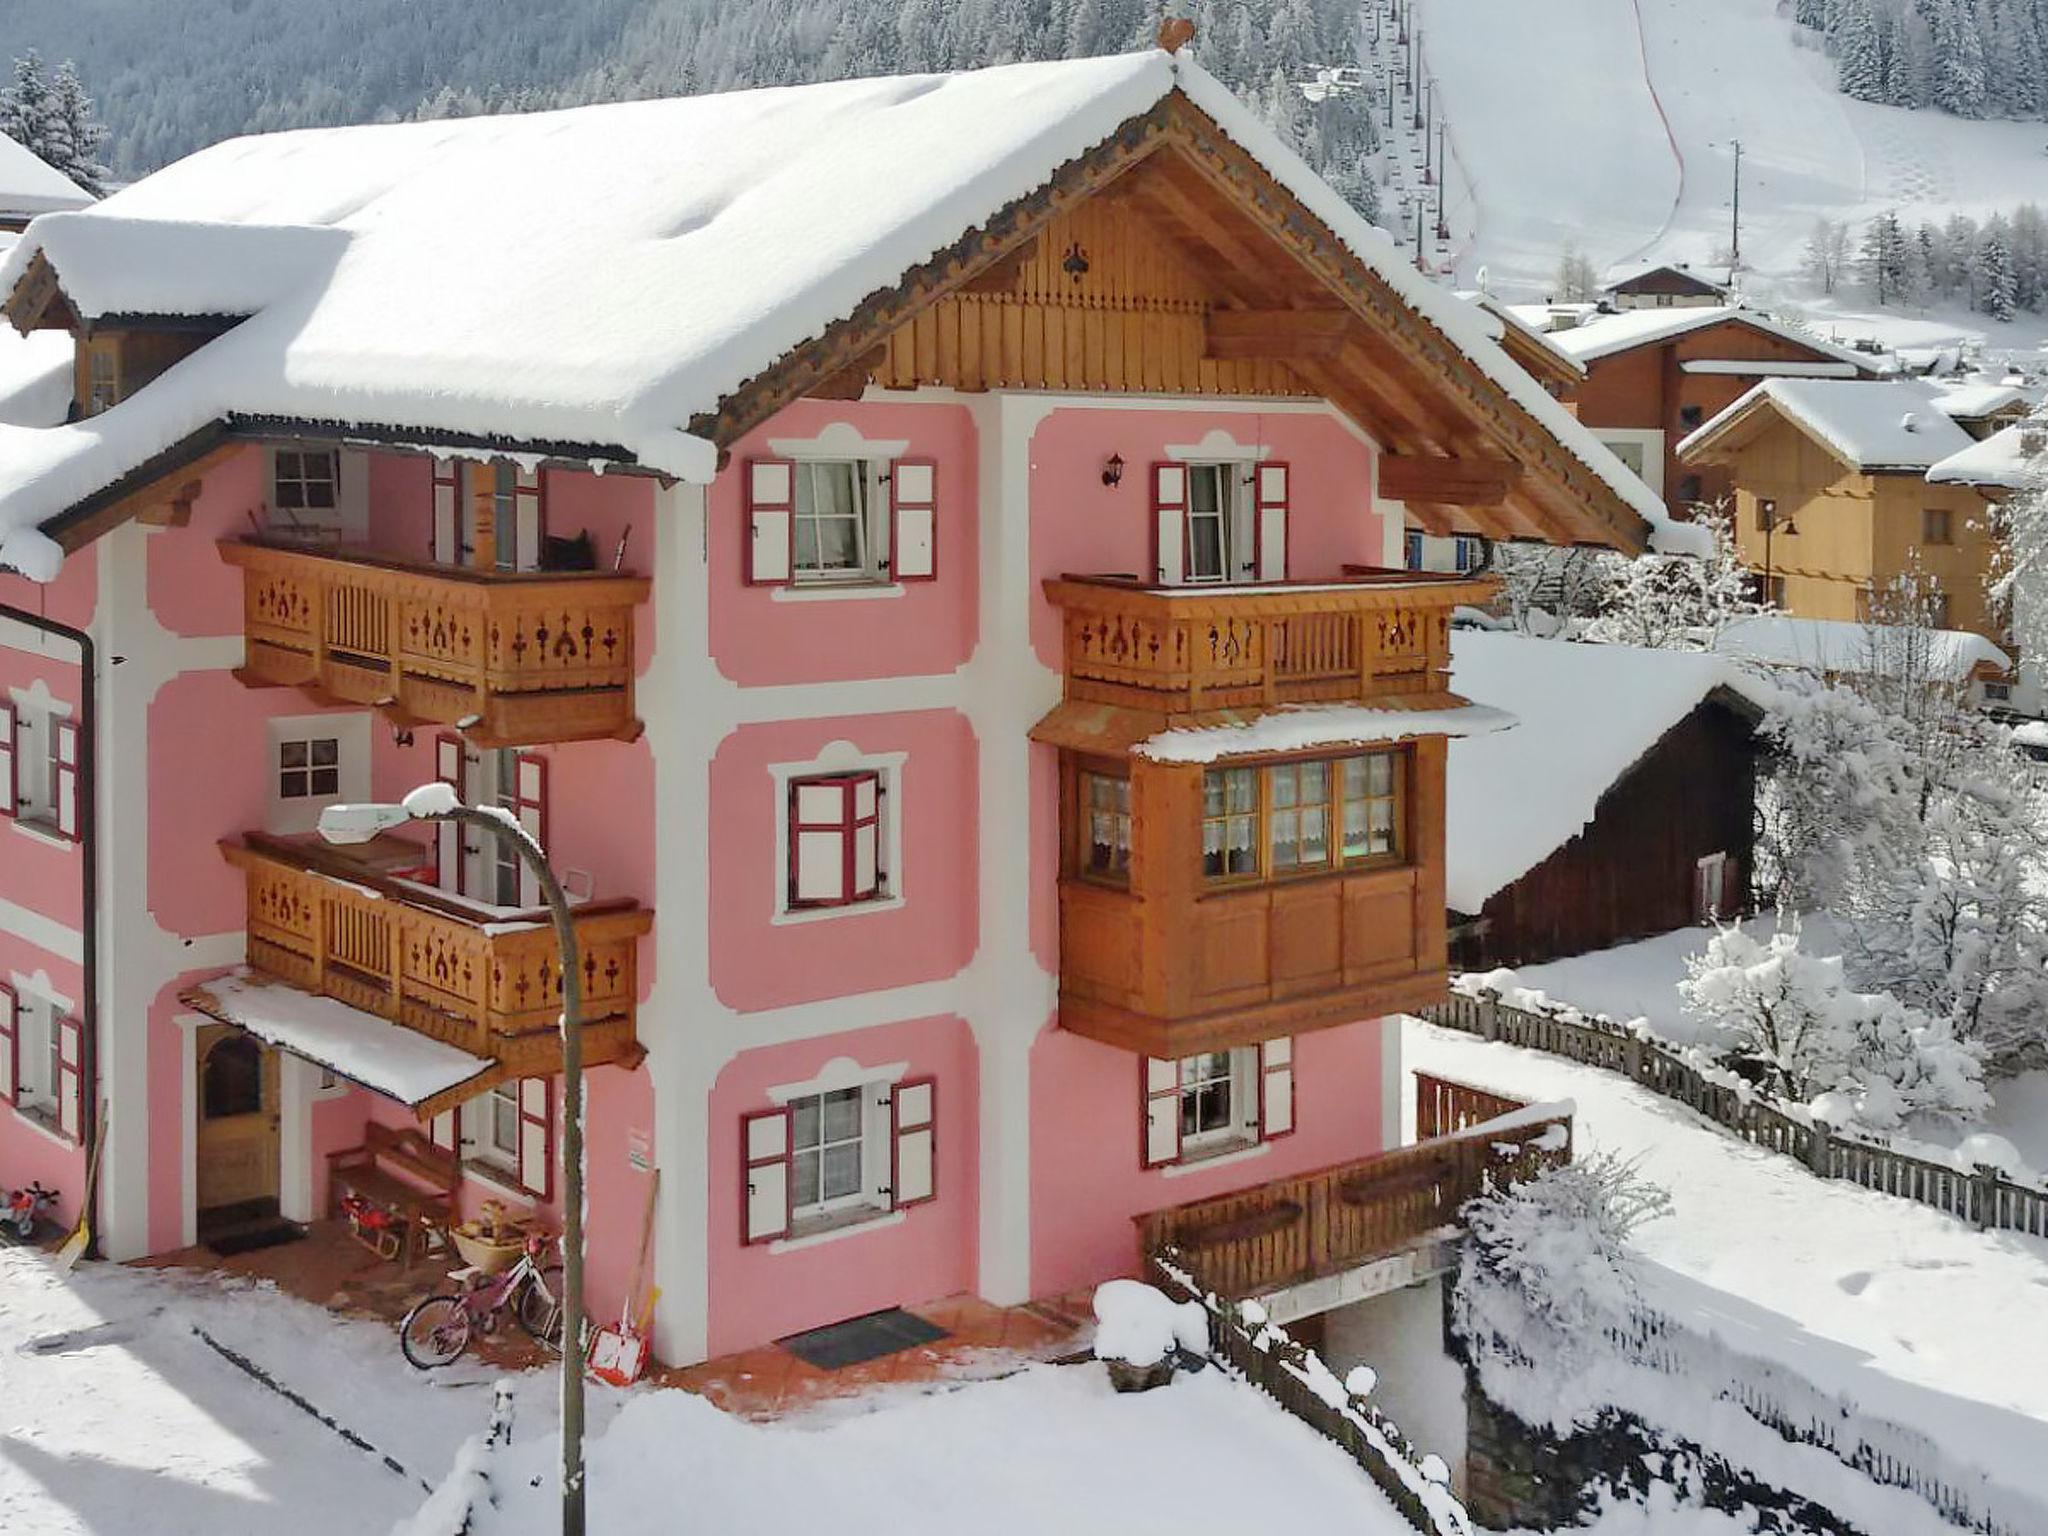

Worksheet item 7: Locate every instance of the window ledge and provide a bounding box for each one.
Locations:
[769,1206,905,1253]
[1162,1139,1271,1179]
[772,581,905,604]
[11,819,73,851]
[459,1159,538,1206]
[9,1103,73,1149]
[772,892,905,928]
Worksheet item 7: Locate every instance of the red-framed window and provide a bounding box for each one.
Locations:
[1141,1039,1294,1169]
[787,770,884,909]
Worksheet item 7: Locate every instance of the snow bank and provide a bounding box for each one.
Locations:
[1090,1279,1207,1366]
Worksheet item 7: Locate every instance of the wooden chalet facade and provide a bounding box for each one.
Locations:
[1603,263,1727,310]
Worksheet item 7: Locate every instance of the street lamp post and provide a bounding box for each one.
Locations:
[1759,498,1796,607]
[319,794,588,1536]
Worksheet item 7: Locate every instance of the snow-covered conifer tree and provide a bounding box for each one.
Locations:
[1977,216,2019,318]
[1933,0,1991,115]
[1836,0,1890,99]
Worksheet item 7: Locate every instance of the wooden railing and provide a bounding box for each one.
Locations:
[1424,988,2048,1239]
[1044,571,1494,714]
[220,539,649,748]
[1135,1076,1572,1301]
[220,834,651,1081]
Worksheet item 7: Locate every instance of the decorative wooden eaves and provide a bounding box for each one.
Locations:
[690,91,1655,555]
[4,250,75,335]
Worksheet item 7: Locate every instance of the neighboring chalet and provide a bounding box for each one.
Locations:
[1677,378,2006,647]
[1927,416,2044,714]
[1602,262,1728,310]
[1512,305,1888,515]
[0,44,1682,1368]
[0,132,91,233]
[1444,632,1773,969]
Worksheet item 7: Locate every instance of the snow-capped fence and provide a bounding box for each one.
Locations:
[1151,1255,1474,1536]
[1422,988,2048,1240]
[1457,1265,2045,1536]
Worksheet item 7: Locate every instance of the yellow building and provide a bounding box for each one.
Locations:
[1678,379,2005,640]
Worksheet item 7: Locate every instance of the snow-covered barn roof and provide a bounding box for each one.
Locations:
[1930,381,2030,422]
[1544,305,1885,374]
[1679,378,1976,473]
[0,47,1702,579]
[1445,631,1778,913]
[0,132,91,222]
[1927,422,2039,492]
[1602,261,1728,297]
[1713,614,2010,680]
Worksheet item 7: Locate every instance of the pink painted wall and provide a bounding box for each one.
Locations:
[0,642,87,931]
[0,540,96,633]
[148,446,264,637]
[708,399,980,686]
[708,710,978,1012]
[1025,408,1385,668]
[1026,1013,1390,1299]
[706,1014,979,1356]
[0,930,87,1232]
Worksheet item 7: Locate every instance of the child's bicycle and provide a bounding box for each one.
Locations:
[398,1231,565,1370]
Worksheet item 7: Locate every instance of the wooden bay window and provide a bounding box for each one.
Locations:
[1200,750,1406,885]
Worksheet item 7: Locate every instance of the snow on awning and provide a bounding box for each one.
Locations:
[1028,695,1516,765]
[183,968,496,1117]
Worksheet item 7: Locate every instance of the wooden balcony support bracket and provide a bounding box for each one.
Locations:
[220,834,651,1088]
[1375,454,1522,507]
[220,538,649,748]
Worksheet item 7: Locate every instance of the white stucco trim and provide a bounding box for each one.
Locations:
[1164,428,1275,463]
[767,1208,906,1254]
[175,1012,206,1249]
[768,743,909,925]
[766,1055,909,1104]
[765,423,911,461]
[0,897,83,965]
[771,582,905,604]
[1161,1140,1272,1179]
[1590,426,1666,498]
[277,1053,319,1223]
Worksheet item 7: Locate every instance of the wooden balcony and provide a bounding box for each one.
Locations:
[1043,569,1494,715]
[220,539,649,749]
[217,832,651,1093]
[1137,1073,1571,1303]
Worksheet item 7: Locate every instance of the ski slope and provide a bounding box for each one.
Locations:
[1420,0,2048,299]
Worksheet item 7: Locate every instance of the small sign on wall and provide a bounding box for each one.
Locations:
[626,1127,653,1172]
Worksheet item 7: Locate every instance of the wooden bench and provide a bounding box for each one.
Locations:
[327,1123,459,1269]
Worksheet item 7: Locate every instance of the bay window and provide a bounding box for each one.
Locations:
[1080,769,1132,883]
[1201,751,1406,883]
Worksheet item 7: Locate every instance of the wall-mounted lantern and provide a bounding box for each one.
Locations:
[1102,453,1125,488]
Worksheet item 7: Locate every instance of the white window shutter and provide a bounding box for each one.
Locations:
[52,719,79,841]
[0,701,15,819]
[1142,1056,1182,1168]
[0,983,16,1105]
[431,463,460,564]
[514,466,546,571]
[742,1108,792,1243]
[433,734,466,894]
[56,1014,84,1143]
[1255,462,1291,582]
[850,773,880,899]
[890,1077,936,1209]
[890,459,937,581]
[1259,1038,1295,1141]
[745,459,795,585]
[517,1078,553,1201]
[513,751,549,908]
[791,779,851,906]
[1151,463,1186,586]
[428,1110,458,1152]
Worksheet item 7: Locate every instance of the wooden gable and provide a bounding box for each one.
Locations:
[5,250,74,334]
[693,93,1654,554]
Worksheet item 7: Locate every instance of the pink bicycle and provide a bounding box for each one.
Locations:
[399,1232,565,1369]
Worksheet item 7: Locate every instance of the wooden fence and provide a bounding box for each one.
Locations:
[1422,989,2048,1240]
[1152,1257,1473,1536]
[1136,1075,1572,1302]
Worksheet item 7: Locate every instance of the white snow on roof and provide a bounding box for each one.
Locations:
[1444,632,1777,912]
[1135,699,1517,763]
[0,327,72,429]
[1930,381,2029,421]
[0,49,1692,578]
[1677,359,1862,379]
[1681,377,1976,471]
[1602,260,1726,291]
[189,968,494,1108]
[1928,423,2039,492]
[1545,305,1884,372]
[1713,614,2010,680]
[0,131,91,218]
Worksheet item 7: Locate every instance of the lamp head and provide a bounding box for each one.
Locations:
[317,802,415,846]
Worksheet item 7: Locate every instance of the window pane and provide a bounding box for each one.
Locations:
[1300,806,1329,864]
[281,741,308,769]
[279,770,307,799]
[821,1086,862,1143]
[1271,768,1297,809]
[1189,517,1225,579]
[792,1150,820,1209]
[820,1141,862,1200]
[311,738,339,767]
[1300,762,1327,801]
[310,768,340,797]
[1225,769,1256,813]
[791,1097,820,1151]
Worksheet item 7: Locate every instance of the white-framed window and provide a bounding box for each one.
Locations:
[2,689,78,842]
[85,344,117,415]
[273,448,339,520]
[1078,768,1132,884]
[1185,462,1236,583]
[1404,531,1425,570]
[468,1080,523,1173]
[1,979,82,1141]
[456,1077,552,1200]
[1149,456,1289,586]
[793,460,878,582]
[1143,1040,1294,1169]
[429,737,549,909]
[741,1063,937,1244]
[772,745,906,923]
[1453,534,1484,573]
[264,714,368,836]
[743,437,936,590]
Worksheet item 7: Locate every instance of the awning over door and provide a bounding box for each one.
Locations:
[181,968,499,1122]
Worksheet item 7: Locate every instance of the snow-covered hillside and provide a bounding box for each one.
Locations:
[1420,0,2048,315]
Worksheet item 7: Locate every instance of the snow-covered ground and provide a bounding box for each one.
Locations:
[1419,0,2048,355]
[1403,1014,2048,1511]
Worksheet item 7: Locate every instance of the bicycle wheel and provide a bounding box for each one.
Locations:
[400,1293,473,1370]
[517,1264,567,1350]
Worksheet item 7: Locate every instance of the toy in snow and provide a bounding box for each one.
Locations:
[6,1182,58,1239]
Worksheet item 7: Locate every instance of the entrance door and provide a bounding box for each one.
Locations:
[1693,851,1730,922]
[195,1028,281,1228]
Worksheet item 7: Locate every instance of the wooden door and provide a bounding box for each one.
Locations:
[196,1027,281,1217]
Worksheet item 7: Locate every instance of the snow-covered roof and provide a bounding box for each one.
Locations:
[1713,614,2011,681]
[1927,423,2039,492]
[1931,381,2030,422]
[1602,261,1727,294]
[1135,700,1516,764]
[0,327,72,429]
[0,132,91,220]
[184,969,495,1110]
[1545,305,1885,373]
[0,49,1696,580]
[1444,632,1778,912]
[1680,378,1976,472]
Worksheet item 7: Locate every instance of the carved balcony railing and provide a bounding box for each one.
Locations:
[1042,569,1495,714]
[218,833,651,1083]
[221,539,649,748]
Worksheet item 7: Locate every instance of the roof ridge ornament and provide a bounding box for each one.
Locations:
[1158,17,1197,54]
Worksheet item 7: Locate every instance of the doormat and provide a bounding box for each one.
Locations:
[205,1222,309,1258]
[779,1307,949,1371]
